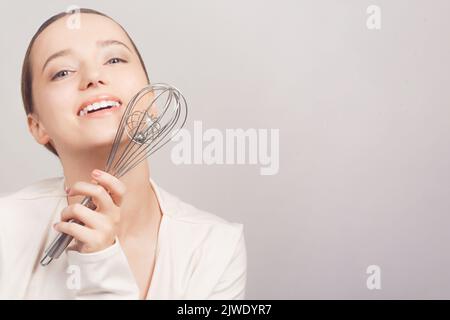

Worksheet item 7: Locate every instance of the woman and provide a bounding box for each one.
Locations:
[0,8,246,299]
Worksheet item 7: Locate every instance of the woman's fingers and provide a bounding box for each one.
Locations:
[60,203,104,230]
[56,206,116,253]
[54,221,97,245]
[90,169,127,207]
[60,172,124,253]
[67,181,113,210]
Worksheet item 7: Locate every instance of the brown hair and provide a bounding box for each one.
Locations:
[21,8,150,157]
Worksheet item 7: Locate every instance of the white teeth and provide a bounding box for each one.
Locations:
[78,100,120,116]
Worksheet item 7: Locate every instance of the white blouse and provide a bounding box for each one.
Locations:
[0,177,247,299]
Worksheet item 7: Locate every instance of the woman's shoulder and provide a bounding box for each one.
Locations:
[0,177,63,229]
[0,177,64,202]
[153,181,244,235]
[152,180,245,259]
[0,177,64,278]
[151,182,247,298]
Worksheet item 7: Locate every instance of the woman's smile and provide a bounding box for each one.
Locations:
[77,94,123,118]
[79,103,122,119]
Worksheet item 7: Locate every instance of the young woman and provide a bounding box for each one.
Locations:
[0,8,246,300]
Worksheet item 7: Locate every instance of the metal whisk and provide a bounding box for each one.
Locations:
[40,83,188,266]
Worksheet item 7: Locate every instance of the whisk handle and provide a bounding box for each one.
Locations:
[40,196,96,266]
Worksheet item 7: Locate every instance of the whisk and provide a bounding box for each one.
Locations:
[40,83,188,266]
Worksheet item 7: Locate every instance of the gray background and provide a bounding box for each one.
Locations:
[1,0,449,299]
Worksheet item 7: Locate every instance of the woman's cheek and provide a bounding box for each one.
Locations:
[35,87,78,138]
[118,62,148,88]
[46,84,77,113]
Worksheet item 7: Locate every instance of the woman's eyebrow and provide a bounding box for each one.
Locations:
[97,39,132,53]
[41,40,132,74]
[42,49,72,74]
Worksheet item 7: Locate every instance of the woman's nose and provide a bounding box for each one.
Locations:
[79,67,108,90]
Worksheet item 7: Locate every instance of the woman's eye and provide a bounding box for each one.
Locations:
[51,70,71,80]
[107,57,126,64]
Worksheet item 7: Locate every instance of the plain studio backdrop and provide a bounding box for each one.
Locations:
[1,0,450,299]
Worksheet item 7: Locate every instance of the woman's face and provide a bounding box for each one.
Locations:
[28,13,149,155]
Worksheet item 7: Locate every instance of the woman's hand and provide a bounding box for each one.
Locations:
[54,169,127,254]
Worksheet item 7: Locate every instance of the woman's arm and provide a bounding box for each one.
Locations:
[66,237,139,299]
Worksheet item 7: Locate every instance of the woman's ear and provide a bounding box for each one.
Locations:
[27,114,51,145]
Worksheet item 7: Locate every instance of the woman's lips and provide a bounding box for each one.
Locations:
[77,95,123,116]
[79,103,122,119]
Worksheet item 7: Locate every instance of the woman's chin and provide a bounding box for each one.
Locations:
[79,131,131,151]
[76,134,116,151]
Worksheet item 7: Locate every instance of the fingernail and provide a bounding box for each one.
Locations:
[65,187,71,194]
[53,223,58,229]
[92,170,102,177]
